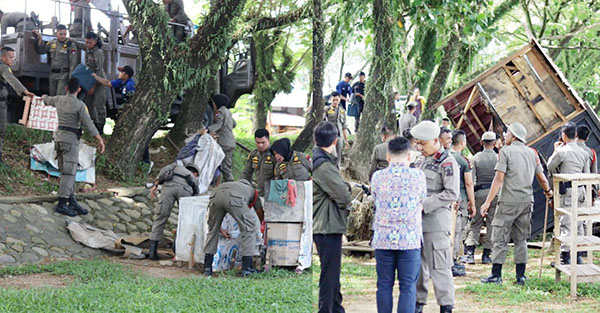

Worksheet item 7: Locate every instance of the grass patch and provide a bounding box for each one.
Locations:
[0,259,311,313]
[312,255,376,304]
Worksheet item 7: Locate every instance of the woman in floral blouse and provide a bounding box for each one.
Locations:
[371,136,427,313]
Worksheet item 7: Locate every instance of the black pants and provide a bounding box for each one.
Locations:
[314,233,345,313]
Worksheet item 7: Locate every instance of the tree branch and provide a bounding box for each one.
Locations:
[543,21,600,40]
[248,3,311,32]
[543,45,600,50]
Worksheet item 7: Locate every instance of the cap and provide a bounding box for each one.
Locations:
[118,65,134,77]
[481,132,496,141]
[185,163,201,175]
[344,72,353,78]
[508,123,528,143]
[270,138,292,161]
[410,121,440,141]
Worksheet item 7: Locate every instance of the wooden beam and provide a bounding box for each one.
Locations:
[470,106,486,132]
[527,110,585,146]
[502,65,548,131]
[19,96,31,126]
[463,114,481,141]
[456,87,479,129]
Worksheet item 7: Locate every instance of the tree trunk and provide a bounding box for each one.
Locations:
[347,0,396,182]
[253,99,268,131]
[291,0,323,153]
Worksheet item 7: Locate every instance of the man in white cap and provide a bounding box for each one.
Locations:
[411,120,459,313]
[480,122,552,286]
[464,131,498,264]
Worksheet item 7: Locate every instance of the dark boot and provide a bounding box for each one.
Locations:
[68,194,88,215]
[515,263,527,286]
[480,263,502,284]
[203,253,214,277]
[440,305,453,313]
[54,197,77,217]
[482,248,492,264]
[415,303,425,313]
[147,240,159,260]
[577,252,585,264]
[561,251,571,265]
[451,261,466,277]
[241,256,258,277]
[463,245,475,264]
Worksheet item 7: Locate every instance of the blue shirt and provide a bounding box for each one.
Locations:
[336,80,352,109]
[110,78,136,101]
[371,163,427,250]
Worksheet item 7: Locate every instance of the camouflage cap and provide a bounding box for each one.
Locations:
[508,122,528,143]
[410,121,440,141]
[481,131,496,141]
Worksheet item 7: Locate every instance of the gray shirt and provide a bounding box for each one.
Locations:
[208,106,236,148]
[0,63,27,98]
[42,94,98,142]
[577,142,597,174]
[369,141,390,181]
[399,113,417,134]
[471,148,497,188]
[495,141,543,204]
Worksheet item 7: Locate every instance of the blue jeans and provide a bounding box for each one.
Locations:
[375,249,421,313]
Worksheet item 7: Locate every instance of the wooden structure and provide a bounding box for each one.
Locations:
[552,173,600,299]
[433,39,600,236]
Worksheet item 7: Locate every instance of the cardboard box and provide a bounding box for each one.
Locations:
[266,222,302,266]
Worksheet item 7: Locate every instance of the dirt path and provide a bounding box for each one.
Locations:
[0,273,73,289]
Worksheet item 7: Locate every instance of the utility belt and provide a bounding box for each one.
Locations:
[474,183,492,192]
[173,173,198,195]
[559,181,573,195]
[51,68,71,74]
[58,126,83,139]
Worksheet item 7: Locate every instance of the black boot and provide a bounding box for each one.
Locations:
[241,256,258,277]
[68,194,88,215]
[54,197,77,216]
[415,303,425,313]
[203,253,214,277]
[561,251,571,265]
[147,240,159,260]
[515,263,527,286]
[577,252,585,264]
[480,263,503,284]
[451,260,466,277]
[440,305,453,313]
[482,248,492,264]
[463,245,475,264]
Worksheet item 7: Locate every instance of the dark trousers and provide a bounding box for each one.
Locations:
[375,249,421,313]
[314,234,345,313]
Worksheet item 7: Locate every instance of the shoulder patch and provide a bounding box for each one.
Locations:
[306,154,311,161]
[251,156,259,163]
[442,162,454,176]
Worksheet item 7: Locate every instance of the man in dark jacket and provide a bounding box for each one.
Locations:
[313,121,352,313]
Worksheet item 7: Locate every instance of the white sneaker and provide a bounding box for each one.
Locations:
[146,161,154,175]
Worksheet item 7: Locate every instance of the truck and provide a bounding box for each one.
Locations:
[433,38,600,237]
[1,0,255,126]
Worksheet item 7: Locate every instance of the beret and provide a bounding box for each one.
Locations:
[410,121,440,141]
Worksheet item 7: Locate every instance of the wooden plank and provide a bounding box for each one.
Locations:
[530,47,581,111]
[456,87,478,129]
[527,110,586,146]
[502,66,548,131]
[18,96,31,126]
[463,115,481,141]
[469,107,486,132]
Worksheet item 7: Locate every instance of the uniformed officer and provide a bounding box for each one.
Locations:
[201,94,236,182]
[163,0,190,42]
[480,122,552,286]
[82,32,107,135]
[464,132,498,265]
[0,47,35,165]
[411,121,459,313]
[577,125,597,174]
[33,25,77,96]
[242,128,275,196]
[324,91,349,165]
[271,138,312,181]
[203,179,263,277]
[69,0,93,39]
[369,126,394,181]
[42,78,105,216]
[449,130,476,277]
[439,127,452,150]
[398,102,417,135]
[148,162,200,260]
[547,122,589,265]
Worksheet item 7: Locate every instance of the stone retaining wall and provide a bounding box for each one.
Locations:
[0,188,176,266]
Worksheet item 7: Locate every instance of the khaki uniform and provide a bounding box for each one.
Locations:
[450,150,471,258]
[165,0,190,42]
[208,105,236,182]
[324,104,346,165]
[274,151,312,181]
[465,148,498,249]
[42,94,98,197]
[491,141,543,264]
[83,46,107,130]
[414,146,460,307]
[0,63,28,155]
[547,142,589,252]
[150,164,199,241]
[69,1,93,38]
[35,39,77,96]
[204,180,262,257]
[368,140,390,181]
[242,149,275,196]
[398,112,417,135]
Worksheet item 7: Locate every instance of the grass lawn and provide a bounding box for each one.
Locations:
[0,259,312,313]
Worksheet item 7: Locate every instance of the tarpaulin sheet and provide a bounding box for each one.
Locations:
[176,134,224,195]
[30,141,97,184]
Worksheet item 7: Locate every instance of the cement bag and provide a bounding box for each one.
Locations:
[175,196,210,263]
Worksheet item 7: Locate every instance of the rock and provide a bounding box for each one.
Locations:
[41,202,55,210]
[31,237,46,245]
[42,217,56,224]
[82,213,95,224]
[163,230,173,238]
[97,198,114,207]
[126,223,138,233]
[97,220,114,231]
[6,237,26,246]
[66,215,82,222]
[24,214,39,223]
[20,252,40,263]
[3,213,17,223]
[0,254,16,264]
[135,222,148,231]
[32,247,49,257]
[0,203,12,212]
[10,245,24,253]
[86,200,102,211]
[0,243,5,251]
[30,204,48,215]
[10,209,22,217]
[107,213,120,223]
[133,195,150,204]
[50,247,65,253]
[118,197,135,207]
[141,208,152,216]
[115,223,127,233]
[135,202,150,210]
[0,226,5,234]
[143,217,154,226]
[167,217,178,225]
[26,224,42,234]
[77,202,91,213]
[159,260,173,267]
[116,213,132,223]
[123,209,141,219]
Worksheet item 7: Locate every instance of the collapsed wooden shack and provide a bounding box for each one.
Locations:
[433,39,600,237]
